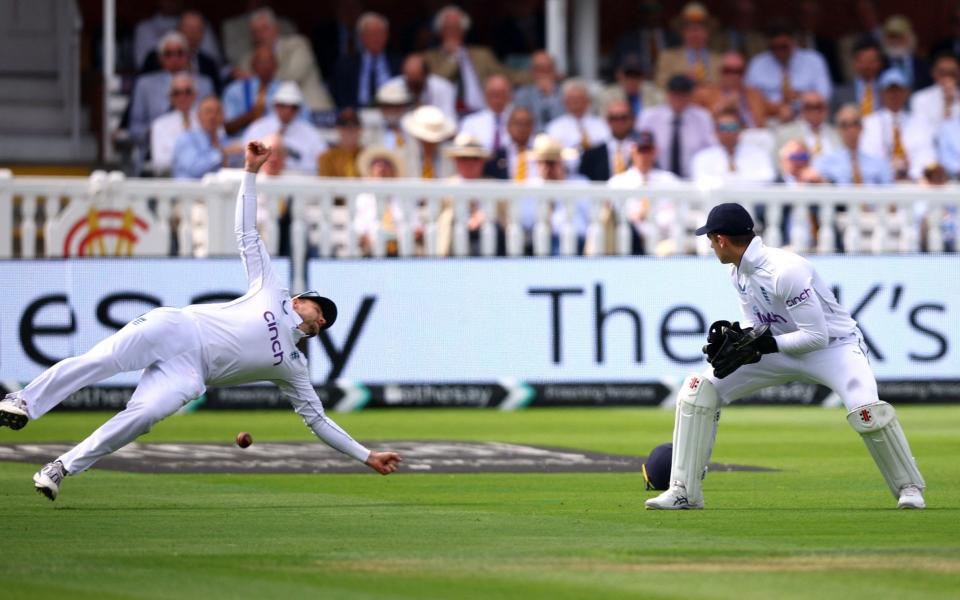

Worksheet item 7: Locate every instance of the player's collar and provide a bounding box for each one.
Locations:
[737,236,765,275]
[286,297,306,341]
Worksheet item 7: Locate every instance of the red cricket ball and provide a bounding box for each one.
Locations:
[236,431,253,448]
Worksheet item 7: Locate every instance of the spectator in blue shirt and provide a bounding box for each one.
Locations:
[812,104,893,184]
[129,31,215,148]
[173,97,244,179]
[222,46,281,137]
[745,22,832,122]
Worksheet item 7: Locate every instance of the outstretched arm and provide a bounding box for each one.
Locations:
[278,376,402,475]
[235,141,277,290]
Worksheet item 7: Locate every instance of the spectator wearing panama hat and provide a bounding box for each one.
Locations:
[654,3,722,90]
[401,105,457,179]
[527,134,592,256]
[356,145,406,178]
[353,145,411,257]
[242,81,327,174]
[374,79,414,151]
[880,15,931,92]
[443,132,492,163]
[436,133,493,256]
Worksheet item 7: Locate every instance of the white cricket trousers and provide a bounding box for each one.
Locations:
[708,335,877,411]
[20,308,206,474]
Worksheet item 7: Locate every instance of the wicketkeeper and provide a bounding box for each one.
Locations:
[0,142,402,500]
[645,203,925,510]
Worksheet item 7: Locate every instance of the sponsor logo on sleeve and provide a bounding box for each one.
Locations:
[753,309,788,325]
[786,288,812,308]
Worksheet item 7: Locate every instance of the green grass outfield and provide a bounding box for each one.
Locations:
[2,406,958,600]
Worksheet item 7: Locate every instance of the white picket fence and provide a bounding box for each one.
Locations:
[1,169,957,292]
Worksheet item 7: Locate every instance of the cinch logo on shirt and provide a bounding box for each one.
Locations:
[786,288,812,307]
[263,311,284,366]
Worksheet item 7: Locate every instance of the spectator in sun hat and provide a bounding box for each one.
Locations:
[375,79,415,151]
[353,145,409,257]
[654,2,721,90]
[528,134,591,256]
[437,133,494,256]
[400,105,457,179]
[243,81,327,174]
[880,15,931,91]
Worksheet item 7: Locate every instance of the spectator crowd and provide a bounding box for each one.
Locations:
[117,1,960,256]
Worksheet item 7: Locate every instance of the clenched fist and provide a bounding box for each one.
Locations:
[244,141,272,173]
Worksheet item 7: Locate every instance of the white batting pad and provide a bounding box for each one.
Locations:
[670,374,721,503]
[847,401,925,499]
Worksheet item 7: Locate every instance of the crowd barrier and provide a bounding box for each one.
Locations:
[1,171,957,293]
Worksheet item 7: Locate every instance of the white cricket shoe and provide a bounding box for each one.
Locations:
[645,485,704,510]
[897,485,925,510]
[0,393,29,430]
[33,460,67,501]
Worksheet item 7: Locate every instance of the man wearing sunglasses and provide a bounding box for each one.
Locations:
[774,91,840,161]
[690,107,774,185]
[150,72,200,175]
[129,31,215,157]
[578,99,637,182]
[812,104,892,185]
[0,141,402,500]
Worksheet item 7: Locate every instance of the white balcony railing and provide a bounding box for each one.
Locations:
[1,170,957,292]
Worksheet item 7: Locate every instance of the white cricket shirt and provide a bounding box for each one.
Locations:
[730,237,859,354]
[182,172,370,462]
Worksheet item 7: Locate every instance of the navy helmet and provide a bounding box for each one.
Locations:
[293,291,338,330]
[642,442,672,491]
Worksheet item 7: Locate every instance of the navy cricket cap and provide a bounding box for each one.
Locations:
[695,202,755,236]
[642,442,672,491]
[293,291,338,330]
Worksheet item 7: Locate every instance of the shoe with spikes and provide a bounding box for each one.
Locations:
[0,392,29,430]
[33,460,67,501]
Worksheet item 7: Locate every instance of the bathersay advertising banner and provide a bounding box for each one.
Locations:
[1,256,958,408]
